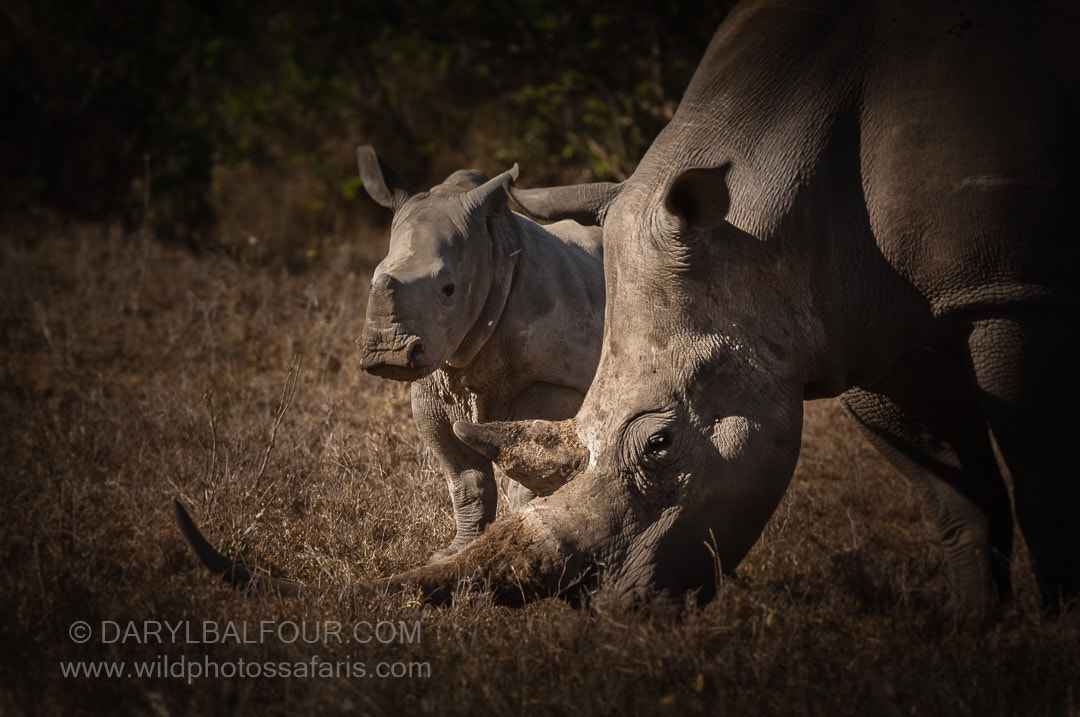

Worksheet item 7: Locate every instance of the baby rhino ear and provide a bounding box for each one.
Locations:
[663,163,732,233]
[461,164,518,216]
[356,145,415,211]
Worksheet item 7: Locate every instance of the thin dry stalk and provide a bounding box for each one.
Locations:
[253,353,302,497]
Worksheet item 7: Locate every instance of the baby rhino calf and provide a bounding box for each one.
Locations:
[356,147,604,562]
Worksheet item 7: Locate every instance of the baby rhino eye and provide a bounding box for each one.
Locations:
[441,283,456,298]
[646,431,671,454]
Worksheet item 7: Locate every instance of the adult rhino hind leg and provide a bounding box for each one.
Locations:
[839,349,1014,621]
[966,312,1080,612]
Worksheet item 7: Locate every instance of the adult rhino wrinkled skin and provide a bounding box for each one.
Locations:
[355,147,604,561]
[431,0,1080,616]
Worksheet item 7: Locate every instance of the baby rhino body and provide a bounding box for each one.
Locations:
[356,147,603,561]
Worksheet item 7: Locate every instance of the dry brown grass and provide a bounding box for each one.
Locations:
[2,222,1078,716]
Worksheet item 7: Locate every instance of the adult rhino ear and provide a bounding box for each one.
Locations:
[356,145,415,211]
[508,182,621,227]
[663,163,732,233]
[453,418,587,495]
[462,164,519,216]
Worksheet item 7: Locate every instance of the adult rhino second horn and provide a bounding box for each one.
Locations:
[452,419,588,495]
[507,181,622,226]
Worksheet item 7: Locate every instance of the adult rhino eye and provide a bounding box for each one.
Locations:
[624,411,680,474]
[441,283,456,298]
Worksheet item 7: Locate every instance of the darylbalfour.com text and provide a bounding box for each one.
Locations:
[61,619,431,684]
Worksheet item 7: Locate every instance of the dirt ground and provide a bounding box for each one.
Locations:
[1,223,1077,715]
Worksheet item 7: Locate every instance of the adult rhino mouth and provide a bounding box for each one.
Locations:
[358,329,430,381]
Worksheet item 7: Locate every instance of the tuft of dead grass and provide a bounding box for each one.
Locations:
[1,225,1078,715]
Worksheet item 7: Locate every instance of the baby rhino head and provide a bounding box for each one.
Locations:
[356,147,518,380]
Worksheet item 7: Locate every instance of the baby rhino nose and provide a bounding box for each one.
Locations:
[366,273,402,319]
[406,337,426,367]
[371,272,401,296]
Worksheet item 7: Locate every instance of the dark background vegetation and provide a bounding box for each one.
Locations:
[1,0,727,256]
[2,2,1079,715]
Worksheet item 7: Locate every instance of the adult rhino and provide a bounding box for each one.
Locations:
[355,148,604,561]
[175,0,1078,618]
[376,0,1078,616]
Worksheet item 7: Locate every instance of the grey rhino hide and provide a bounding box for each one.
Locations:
[356,146,604,562]
[443,0,1080,617]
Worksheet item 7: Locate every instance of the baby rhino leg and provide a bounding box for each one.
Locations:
[430,462,497,563]
[412,380,498,563]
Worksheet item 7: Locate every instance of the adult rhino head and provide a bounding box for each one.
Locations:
[356,146,519,381]
[333,164,808,606]
[451,167,807,605]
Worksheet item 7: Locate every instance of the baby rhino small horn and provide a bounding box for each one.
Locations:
[452,419,588,494]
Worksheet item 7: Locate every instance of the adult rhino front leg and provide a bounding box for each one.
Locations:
[839,344,1014,620]
[966,311,1080,610]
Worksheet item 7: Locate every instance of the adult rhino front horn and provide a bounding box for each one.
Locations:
[173,499,594,604]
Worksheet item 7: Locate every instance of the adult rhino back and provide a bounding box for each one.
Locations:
[857,1,1080,317]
